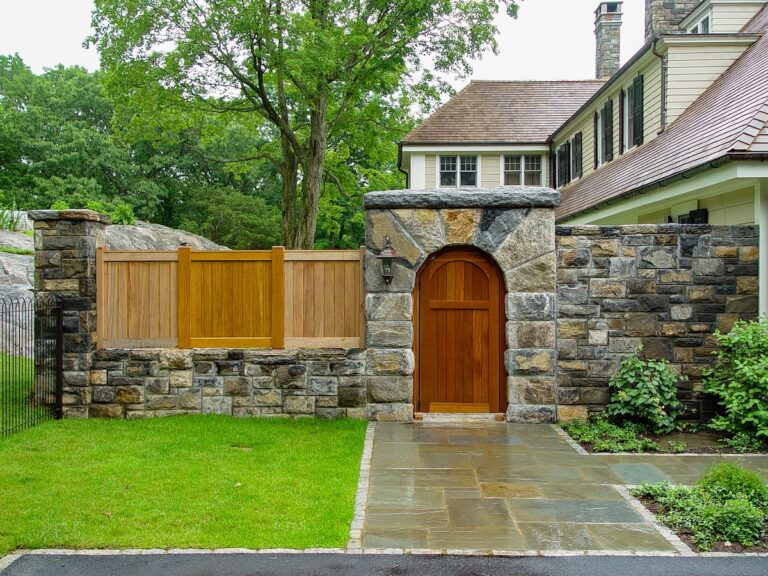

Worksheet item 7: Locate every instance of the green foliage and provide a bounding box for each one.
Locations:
[697,462,768,508]
[667,440,687,454]
[50,198,136,225]
[607,352,684,434]
[703,319,768,442]
[561,417,658,453]
[720,432,765,453]
[179,188,281,250]
[0,203,25,232]
[0,247,33,256]
[89,0,519,246]
[633,463,768,550]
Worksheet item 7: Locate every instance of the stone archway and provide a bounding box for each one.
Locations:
[363,188,559,423]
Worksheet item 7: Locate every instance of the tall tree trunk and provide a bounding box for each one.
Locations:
[295,97,327,249]
[279,134,301,248]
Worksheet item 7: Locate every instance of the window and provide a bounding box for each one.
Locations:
[569,133,582,181]
[621,75,644,152]
[593,99,613,167]
[439,155,477,187]
[690,15,710,34]
[503,155,542,186]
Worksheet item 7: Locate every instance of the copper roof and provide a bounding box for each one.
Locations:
[557,18,768,222]
[402,80,605,145]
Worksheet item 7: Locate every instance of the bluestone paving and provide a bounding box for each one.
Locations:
[362,422,768,552]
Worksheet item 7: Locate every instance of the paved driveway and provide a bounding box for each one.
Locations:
[362,422,768,552]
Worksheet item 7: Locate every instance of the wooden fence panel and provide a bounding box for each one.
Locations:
[97,249,178,348]
[98,247,364,349]
[284,250,364,348]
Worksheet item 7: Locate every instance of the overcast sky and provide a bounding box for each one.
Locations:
[0,0,646,86]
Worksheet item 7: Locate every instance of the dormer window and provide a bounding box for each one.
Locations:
[689,14,710,34]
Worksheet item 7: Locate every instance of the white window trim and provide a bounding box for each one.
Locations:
[436,154,481,189]
[500,154,543,187]
[689,11,712,34]
[622,85,636,153]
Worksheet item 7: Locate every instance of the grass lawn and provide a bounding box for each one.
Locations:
[0,416,367,553]
[0,353,37,433]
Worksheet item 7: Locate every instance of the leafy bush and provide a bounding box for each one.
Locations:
[0,203,25,232]
[720,432,765,453]
[561,417,657,453]
[633,463,768,550]
[697,462,768,508]
[607,353,685,434]
[667,440,687,454]
[49,198,136,225]
[703,319,768,442]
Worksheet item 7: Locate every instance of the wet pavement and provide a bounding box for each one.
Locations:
[362,422,768,552]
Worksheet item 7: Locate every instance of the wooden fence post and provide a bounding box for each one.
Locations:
[177,246,192,349]
[96,246,105,350]
[271,246,285,349]
[359,246,367,349]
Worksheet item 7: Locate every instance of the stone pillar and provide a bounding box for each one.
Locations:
[595,2,623,80]
[758,180,767,316]
[30,210,109,418]
[363,187,560,423]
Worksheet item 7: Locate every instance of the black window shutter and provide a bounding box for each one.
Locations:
[549,151,557,188]
[574,132,583,178]
[565,141,571,183]
[619,88,625,155]
[604,100,614,162]
[633,75,644,146]
[593,112,599,169]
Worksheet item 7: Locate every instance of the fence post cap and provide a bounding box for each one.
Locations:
[28,209,111,225]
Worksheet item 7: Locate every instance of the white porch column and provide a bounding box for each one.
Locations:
[757,179,768,316]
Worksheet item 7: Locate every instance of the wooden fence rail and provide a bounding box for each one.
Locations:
[96,247,365,349]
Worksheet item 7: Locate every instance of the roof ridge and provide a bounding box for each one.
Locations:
[468,79,605,84]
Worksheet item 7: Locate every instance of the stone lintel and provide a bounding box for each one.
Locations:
[29,209,111,224]
[363,188,560,210]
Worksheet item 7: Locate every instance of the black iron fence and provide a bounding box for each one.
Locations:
[0,295,62,436]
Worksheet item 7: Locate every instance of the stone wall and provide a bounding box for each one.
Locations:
[89,348,367,419]
[555,224,759,420]
[645,0,699,40]
[364,188,560,423]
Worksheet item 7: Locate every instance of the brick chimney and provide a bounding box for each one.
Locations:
[595,2,623,80]
[645,0,699,40]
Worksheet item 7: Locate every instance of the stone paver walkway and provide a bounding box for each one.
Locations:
[362,422,768,552]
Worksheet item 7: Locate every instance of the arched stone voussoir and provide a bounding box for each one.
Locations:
[392,209,446,255]
[365,209,424,267]
[493,208,556,271]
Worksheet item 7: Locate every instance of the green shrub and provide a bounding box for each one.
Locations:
[561,417,658,453]
[697,462,768,508]
[50,198,136,225]
[607,353,684,434]
[720,432,765,453]
[0,201,25,232]
[633,463,768,550]
[703,319,768,442]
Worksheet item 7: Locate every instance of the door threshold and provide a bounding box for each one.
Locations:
[415,413,506,423]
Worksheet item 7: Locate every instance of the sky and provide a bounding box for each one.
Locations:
[0,0,647,87]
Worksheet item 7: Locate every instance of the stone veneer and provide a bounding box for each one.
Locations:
[555,223,759,421]
[89,348,367,419]
[30,209,109,418]
[363,188,560,423]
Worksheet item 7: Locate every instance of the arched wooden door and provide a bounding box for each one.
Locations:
[414,248,506,414]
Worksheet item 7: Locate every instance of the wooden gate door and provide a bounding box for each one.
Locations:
[415,248,505,414]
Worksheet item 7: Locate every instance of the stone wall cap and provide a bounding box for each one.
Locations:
[28,209,111,224]
[363,187,560,209]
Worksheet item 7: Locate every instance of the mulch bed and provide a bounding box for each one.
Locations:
[639,496,768,554]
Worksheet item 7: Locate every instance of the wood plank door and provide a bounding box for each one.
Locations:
[415,248,506,413]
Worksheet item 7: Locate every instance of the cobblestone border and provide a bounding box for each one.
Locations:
[550,424,589,454]
[613,485,694,556]
[348,421,376,550]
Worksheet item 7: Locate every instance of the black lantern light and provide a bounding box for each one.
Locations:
[376,236,397,285]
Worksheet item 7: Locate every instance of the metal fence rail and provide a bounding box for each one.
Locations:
[0,295,62,437]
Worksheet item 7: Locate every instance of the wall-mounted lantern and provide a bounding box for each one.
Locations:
[376,236,398,285]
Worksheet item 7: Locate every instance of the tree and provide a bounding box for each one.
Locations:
[90,0,520,248]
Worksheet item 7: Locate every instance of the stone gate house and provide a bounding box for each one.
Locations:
[31,191,759,422]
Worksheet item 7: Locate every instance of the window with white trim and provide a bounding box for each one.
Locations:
[689,14,710,34]
[440,155,477,187]
[503,154,542,186]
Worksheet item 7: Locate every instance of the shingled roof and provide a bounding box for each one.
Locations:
[557,10,768,222]
[402,80,605,145]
